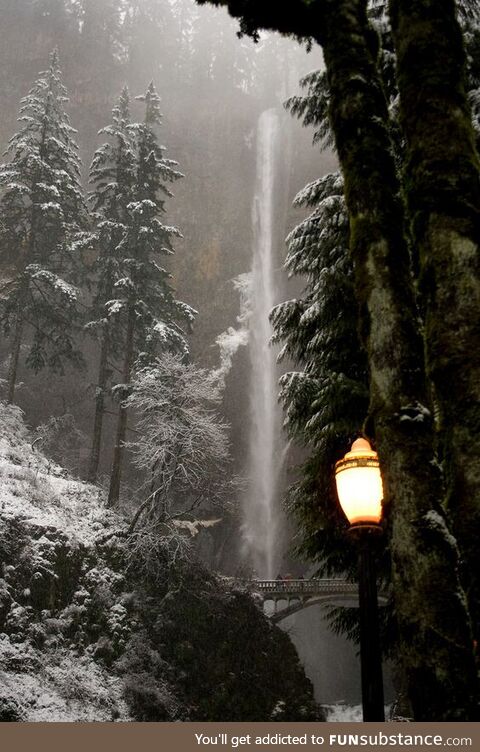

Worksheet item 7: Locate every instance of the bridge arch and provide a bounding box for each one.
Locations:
[268,593,361,624]
[237,579,387,623]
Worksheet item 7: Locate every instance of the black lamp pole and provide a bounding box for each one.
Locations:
[357,529,385,721]
[334,438,385,722]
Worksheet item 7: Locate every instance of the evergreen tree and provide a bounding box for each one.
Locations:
[86,87,136,482]
[106,83,197,506]
[466,17,480,148]
[271,172,369,576]
[0,49,86,404]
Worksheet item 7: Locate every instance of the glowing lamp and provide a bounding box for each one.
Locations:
[335,438,384,527]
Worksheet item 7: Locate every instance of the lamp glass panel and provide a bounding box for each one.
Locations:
[335,464,383,524]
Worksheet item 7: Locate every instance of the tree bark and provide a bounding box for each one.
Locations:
[107,304,135,507]
[196,0,315,40]
[7,310,24,404]
[88,327,109,483]
[389,0,480,642]
[319,0,478,720]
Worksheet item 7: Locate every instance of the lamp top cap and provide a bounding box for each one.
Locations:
[350,438,373,453]
[335,437,379,470]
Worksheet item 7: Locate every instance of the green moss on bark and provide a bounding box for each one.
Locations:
[390,0,480,643]
[318,0,478,721]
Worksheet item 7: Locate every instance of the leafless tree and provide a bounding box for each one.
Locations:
[126,353,239,534]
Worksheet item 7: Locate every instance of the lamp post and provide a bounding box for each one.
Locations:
[335,438,385,722]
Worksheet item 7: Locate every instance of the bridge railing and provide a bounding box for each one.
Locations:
[237,578,358,596]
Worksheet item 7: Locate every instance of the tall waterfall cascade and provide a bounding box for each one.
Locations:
[243,109,284,579]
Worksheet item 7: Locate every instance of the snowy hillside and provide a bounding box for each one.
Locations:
[0,402,129,721]
[0,402,321,722]
[0,404,119,546]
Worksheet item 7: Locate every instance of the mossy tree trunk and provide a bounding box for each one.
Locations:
[319,0,478,721]
[389,0,480,642]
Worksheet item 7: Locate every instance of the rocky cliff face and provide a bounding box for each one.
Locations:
[0,402,321,722]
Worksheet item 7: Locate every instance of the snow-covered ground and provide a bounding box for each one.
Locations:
[0,402,339,723]
[323,703,363,721]
[324,704,396,722]
[0,637,128,721]
[0,402,130,721]
[0,403,118,546]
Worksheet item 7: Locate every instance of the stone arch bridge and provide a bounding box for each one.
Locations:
[238,579,387,624]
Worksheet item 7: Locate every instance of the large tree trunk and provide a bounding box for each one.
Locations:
[88,328,109,483]
[107,304,135,507]
[389,0,480,642]
[319,0,478,720]
[7,311,24,404]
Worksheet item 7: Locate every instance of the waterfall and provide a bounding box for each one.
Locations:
[243,109,282,579]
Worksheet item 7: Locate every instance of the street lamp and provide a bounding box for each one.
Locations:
[335,438,385,722]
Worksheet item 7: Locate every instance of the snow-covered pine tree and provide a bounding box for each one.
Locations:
[0,49,86,404]
[270,171,369,577]
[107,82,197,506]
[86,87,136,482]
[268,56,378,579]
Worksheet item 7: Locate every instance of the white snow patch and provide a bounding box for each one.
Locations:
[0,402,119,546]
[423,510,458,550]
[324,703,363,722]
[172,518,222,538]
[398,403,431,424]
[323,703,393,722]
[0,636,129,722]
[0,403,130,721]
